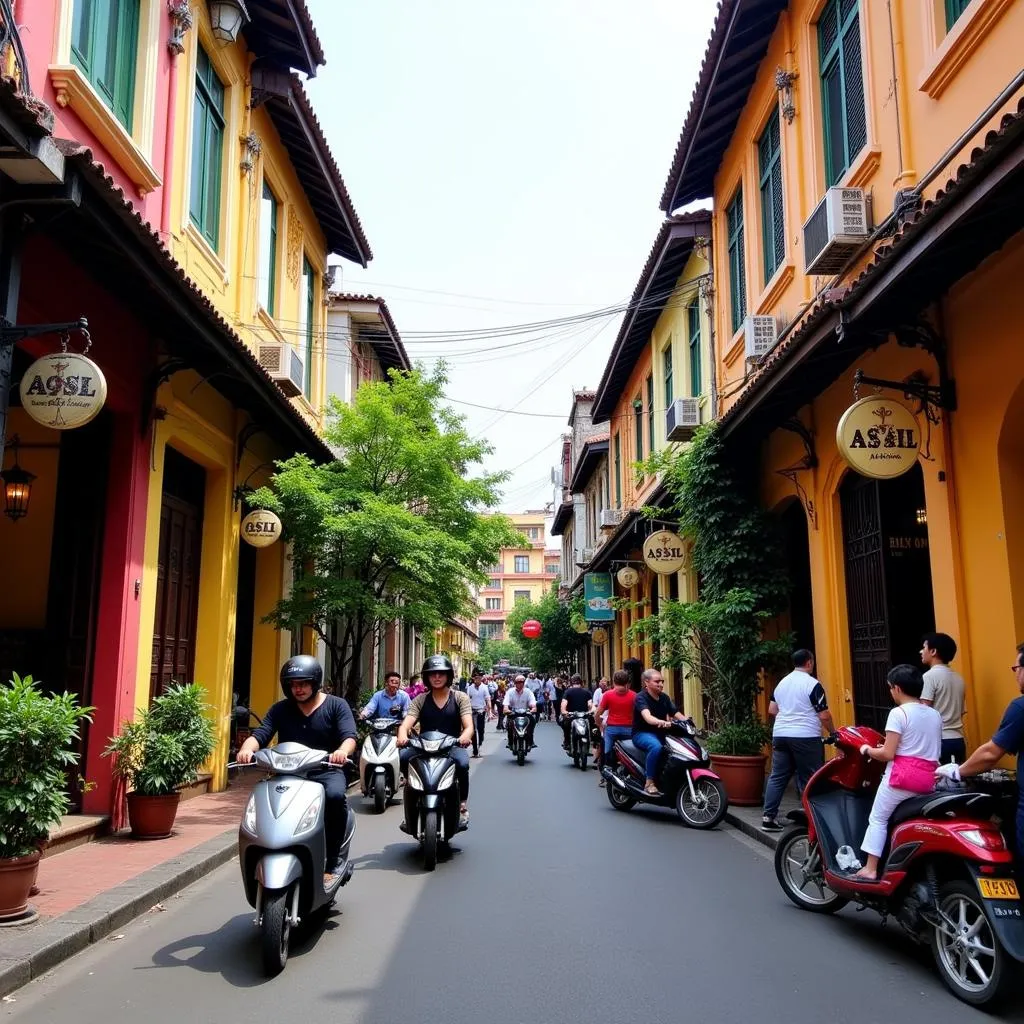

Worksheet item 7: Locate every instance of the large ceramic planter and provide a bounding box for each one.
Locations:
[710,753,766,807]
[0,851,41,919]
[127,792,181,839]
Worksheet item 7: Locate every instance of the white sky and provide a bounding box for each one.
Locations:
[305,0,717,513]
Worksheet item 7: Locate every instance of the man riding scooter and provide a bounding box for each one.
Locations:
[632,668,692,796]
[237,656,358,886]
[360,670,410,722]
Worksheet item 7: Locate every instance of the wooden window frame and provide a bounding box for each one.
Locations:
[189,44,225,250]
[726,188,747,335]
[71,0,139,130]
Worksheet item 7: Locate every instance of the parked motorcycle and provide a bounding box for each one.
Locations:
[507,710,534,766]
[564,711,593,771]
[234,743,356,977]
[359,717,401,813]
[774,725,1023,1007]
[602,720,728,829]
[400,730,464,870]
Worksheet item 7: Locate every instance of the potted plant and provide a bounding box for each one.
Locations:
[0,673,92,919]
[104,682,216,839]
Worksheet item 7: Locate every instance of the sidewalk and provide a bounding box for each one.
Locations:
[725,792,799,851]
[0,778,254,997]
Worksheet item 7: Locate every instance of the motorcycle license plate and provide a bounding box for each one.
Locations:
[977,878,1019,900]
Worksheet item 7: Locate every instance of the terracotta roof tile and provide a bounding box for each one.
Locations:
[328,291,411,371]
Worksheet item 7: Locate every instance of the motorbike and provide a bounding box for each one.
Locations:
[774,725,1024,1007]
[564,711,593,771]
[400,730,464,870]
[602,720,728,829]
[234,743,356,977]
[506,709,534,766]
[359,717,401,813]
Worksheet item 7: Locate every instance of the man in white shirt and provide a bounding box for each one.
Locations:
[504,674,537,749]
[466,667,492,758]
[920,631,967,764]
[762,649,834,832]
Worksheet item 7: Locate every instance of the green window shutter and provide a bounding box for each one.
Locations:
[758,112,785,283]
[634,396,643,463]
[303,258,315,399]
[727,189,746,334]
[688,304,702,398]
[663,345,673,407]
[189,46,225,249]
[614,434,621,507]
[819,0,866,186]
[646,374,655,453]
[71,0,139,130]
[260,181,278,314]
[945,0,971,31]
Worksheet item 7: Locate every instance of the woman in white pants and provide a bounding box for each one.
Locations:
[856,664,942,880]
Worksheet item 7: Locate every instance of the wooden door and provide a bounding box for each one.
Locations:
[151,449,204,700]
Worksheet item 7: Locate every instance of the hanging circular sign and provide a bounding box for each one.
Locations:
[836,396,921,480]
[643,529,687,575]
[19,351,107,430]
[591,627,608,646]
[616,566,640,589]
[241,509,283,548]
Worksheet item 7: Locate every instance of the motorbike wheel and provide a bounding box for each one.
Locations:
[930,880,1017,1007]
[675,776,727,830]
[423,811,438,872]
[605,774,636,812]
[578,747,588,772]
[516,750,525,766]
[774,827,847,914]
[372,773,387,814]
[260,886,291,977]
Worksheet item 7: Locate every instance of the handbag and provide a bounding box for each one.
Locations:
[890,754,938,793]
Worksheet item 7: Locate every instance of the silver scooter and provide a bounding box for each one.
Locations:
[359,717,401,813]
[235,743,356,976]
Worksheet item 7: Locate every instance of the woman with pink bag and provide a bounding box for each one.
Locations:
[854,664,943,881]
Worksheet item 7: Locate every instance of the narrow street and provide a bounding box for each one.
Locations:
[6,719,1020,1024]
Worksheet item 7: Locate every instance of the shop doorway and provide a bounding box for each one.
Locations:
[778,499,815,654]
[840,463,935,732]
[232,539,257,708]
[150,448,205,700]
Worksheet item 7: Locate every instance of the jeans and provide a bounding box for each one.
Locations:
[632,731,665,781]
[763,736,824,820]
[471,710,487,754]
[940,737,966,765]
[310,768,349,869]
[603,725,632,763]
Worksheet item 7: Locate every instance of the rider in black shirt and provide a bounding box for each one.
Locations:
[561,673,594,749]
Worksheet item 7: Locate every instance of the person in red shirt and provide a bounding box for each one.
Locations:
[598,669,636,784]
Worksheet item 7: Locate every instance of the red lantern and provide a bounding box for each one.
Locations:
[521,619,542,640]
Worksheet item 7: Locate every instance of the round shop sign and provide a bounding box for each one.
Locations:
[591,627,608,646]
[643,529,687,575]
[616,566,640,590]
[19,352,107,430]
[241,508,283,548]
[836,397,921,480]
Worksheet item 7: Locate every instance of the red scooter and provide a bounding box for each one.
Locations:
[774,724,1024,1007]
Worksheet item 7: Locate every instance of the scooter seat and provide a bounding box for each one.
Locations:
[617,740,646,765]
[888,790,996,831]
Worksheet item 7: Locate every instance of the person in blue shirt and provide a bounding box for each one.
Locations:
[360,670,411,721]
[937,642,1024,855]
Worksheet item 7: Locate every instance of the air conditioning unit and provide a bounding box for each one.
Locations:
[803,187,870,275]
[258,342,304,397]
[744,316,778,362]
[666,397,701,441]
[600,508,624,529]
[574,549,588,567]
[581,547,595,562]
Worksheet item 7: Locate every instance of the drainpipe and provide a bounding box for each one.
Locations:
[161,2,193,238]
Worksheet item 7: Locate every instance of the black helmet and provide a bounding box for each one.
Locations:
[421,654,454,687]
[280,655,323,700]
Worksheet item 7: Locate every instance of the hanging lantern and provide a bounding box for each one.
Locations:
[521,619,542,640]
[1,437,34,522]
[209,0,249,44]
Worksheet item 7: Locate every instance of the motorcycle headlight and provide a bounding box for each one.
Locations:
[438,765,456,790]
[293,795,322,836]
[243,794,257,834]
[407,768,424,791]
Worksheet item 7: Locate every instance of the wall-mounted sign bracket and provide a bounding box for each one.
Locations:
[775,417,818,529]
[0,316,89,350]
[141,356,189,436]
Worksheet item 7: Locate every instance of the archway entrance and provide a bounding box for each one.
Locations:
[840,463,934,732]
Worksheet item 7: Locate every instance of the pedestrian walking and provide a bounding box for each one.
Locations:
[761,649,835,832]
[919,632,967,764]
[466,668,492,757]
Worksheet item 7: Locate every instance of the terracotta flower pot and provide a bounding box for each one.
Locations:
[127,792,181,839]
[709,753,766,807]
[0,851,42,920]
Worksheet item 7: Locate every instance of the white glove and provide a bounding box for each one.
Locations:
[935,763,961,782]
[859,744,871,756]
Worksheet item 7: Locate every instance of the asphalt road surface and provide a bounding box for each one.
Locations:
[7,718,1024,1023]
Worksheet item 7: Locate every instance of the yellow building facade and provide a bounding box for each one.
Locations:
[661,0,1024,740]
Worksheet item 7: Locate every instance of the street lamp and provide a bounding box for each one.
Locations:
[208,0,248,44]
[1,436,34,522]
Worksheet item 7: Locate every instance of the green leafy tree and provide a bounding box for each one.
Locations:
[504,588,581,675]
[251,365,523,702]
[477,637,526,670]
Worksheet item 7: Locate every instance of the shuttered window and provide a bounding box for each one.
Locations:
[688,304,702,398]
[190,46,225,249]
[945,0,971,29]
[819,0,867,187]
[71,0,139,130]
[647,374,655,453]
[758,111,785,283]
[301,258,315,399]
[663,344,673,407]
[258,181,278,314]
[614,433,621,507]
[727,189,747,335]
